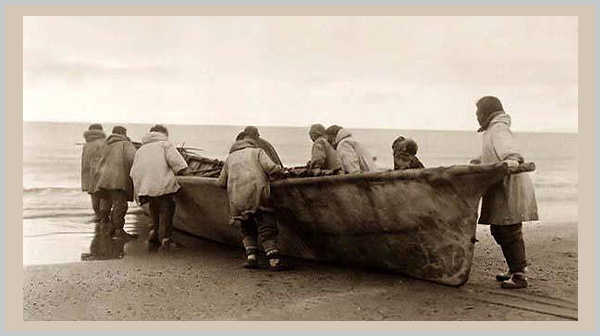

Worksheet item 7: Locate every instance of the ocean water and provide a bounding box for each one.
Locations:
[23,122,578,265]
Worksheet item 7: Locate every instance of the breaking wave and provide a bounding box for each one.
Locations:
[23,187,81,195]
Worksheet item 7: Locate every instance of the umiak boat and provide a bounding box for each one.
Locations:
[171,152,535,286]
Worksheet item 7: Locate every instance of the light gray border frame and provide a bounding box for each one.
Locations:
[2,0,597,333]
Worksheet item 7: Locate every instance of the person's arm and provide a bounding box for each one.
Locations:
[309,140,327,169]
[491,125,524,164]
[217,160,229,188]
[81,147,88,189]
[338,142,361,174]
[258,149,284,176]
[259,139,284,167]
[124,142,137,172]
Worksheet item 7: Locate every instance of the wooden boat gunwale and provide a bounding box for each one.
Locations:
[178,161,534,186]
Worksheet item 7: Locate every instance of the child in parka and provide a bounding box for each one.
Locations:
[392,136,424,170]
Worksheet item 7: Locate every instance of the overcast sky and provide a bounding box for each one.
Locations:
[23,16,577,132]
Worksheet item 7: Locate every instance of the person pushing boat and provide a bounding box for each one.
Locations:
[239,126,284,167]
[81,123,107,222]
[130,124,189,250]
[473,96,539,289]
[217,133,289,271]
[306,124,343,171]
[91,126,138,239]
[325,125,377,174]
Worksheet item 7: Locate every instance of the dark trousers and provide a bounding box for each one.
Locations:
[239,210,279,254]
[145,194,176,242]
[90,192,102,217]
[98,190,128,233]
[490,223,527,273]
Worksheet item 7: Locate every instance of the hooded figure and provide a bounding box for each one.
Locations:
[476,97,538,225]
[325,125,342,146]
[130,130,188,202]
[475,96,539,289]
[242,126,284,167]
[217,139,288,270]
[392,136,424,170]
[92,126,137,238]
[130,125,188,247]
[307,124,342,170]
[331,128,378,174]
[81,124,107,219]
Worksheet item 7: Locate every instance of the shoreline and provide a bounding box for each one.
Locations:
[23,120,579,135]
[23,217,578,321]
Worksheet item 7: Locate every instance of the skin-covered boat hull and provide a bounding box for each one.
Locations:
[173,164,513,286]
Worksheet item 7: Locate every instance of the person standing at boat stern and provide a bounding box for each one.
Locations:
[92,126,138,239]
[130,125,188,248]
[217,136,288,271]
[81,123,107,222]
[474,96,539,289]
[326,126,377,174]
[241,126,284,167]
[307,124,342,171]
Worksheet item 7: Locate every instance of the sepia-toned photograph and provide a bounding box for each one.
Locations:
[21,12,579,322]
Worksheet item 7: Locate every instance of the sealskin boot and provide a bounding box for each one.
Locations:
[496,271,512,282]
[501,272,528,289]
[497,265,528,282]
[244,248,259,269]
[244,254,258,269]
[148,229,160,245]
[267,251,290,271]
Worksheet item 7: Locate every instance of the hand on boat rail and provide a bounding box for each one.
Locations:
[503,162,536,174]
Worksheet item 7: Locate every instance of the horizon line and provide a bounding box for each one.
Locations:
[22,119,579,135]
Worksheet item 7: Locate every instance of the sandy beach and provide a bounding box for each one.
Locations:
[23,214,577,321]
[19,13,581,324]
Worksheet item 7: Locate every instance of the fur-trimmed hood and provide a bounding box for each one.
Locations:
[141,131,168,145]
[83,129,106,142]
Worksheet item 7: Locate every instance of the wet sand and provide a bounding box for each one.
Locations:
[23,215,577,321]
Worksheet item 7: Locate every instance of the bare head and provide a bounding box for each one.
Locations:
[325,125,342,145]
[243,126,260,140]
[88,123,103,131]
[112,126,127,136]
[150,124,169,136]
[235,132,245,141]
[392,136,406,152]
[392,136,418,155]
[309,124,326,142]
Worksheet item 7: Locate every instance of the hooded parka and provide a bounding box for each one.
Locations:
[92,134,137,201]
[81,129,106,192]
[478,113,539,225]
[130,131,188,202]
[333,128,378,174]
[310,136,343,170]
[218,140,284,223]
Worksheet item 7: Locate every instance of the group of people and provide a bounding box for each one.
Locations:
[81,96,538,288]
[81,124,189,248]
[308,123,423,173]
